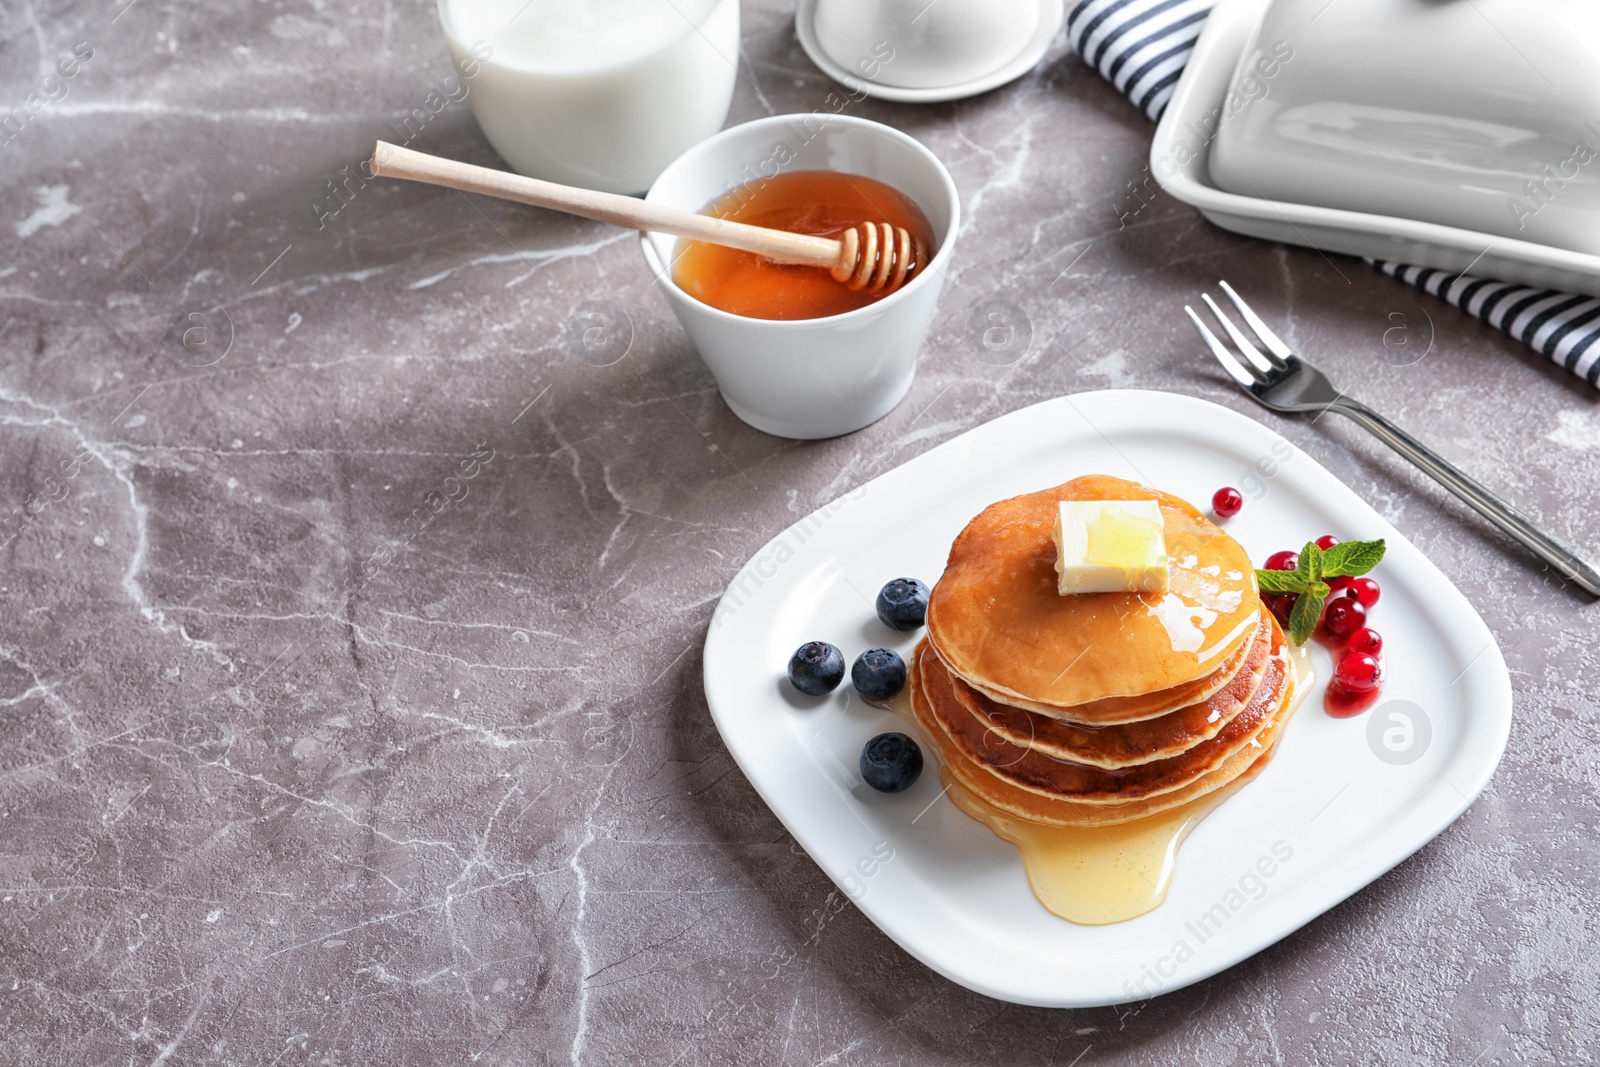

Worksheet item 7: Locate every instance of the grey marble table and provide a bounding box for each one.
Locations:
[3,2,1598,1064]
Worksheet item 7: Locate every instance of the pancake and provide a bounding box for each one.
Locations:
[925,475,1261,716]
[908,634,1299,828]
[954,605,1279,768]
[948,612,1260,725]
[916,636,1289,805]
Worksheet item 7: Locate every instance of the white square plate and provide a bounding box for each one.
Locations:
[702,390,1511,1007]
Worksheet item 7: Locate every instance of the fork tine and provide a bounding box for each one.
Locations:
[1185,305,1260,389]
[1201,293,1275,375]
[1219,280,1293,363]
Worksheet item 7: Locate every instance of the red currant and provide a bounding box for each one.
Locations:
[1212,487,1243,519]
[1265,550,1299,571]
[1326,575,1353,594]
[1322,596,1367,638]
[1334,652,1383,692]
[1315,535,1339,551]
[1347,577,1380,608]
[1345,627,1383,657]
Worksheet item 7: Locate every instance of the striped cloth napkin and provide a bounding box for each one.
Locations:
[1066,0,1600,384]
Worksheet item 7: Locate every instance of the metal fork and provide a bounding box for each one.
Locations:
[1187,281,1600,596]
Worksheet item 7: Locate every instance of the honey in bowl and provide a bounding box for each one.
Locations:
[671,169,938,320]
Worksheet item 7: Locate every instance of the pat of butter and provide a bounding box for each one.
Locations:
[1053,500,1170,595]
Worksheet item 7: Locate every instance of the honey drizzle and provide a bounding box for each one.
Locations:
[942,766,1251,925]
[886,644,1314,924]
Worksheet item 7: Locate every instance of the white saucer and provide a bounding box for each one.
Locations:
[794,0,1065,104]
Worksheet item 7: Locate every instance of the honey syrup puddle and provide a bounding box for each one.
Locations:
[881,644,1314,925]
[942,768,1251,924]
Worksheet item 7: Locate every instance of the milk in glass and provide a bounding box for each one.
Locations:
[438,0,739,194]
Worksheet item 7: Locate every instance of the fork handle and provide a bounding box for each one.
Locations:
[1332,399,1600,596]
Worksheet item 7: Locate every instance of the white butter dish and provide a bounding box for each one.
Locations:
[1151,0,1600,297]
[1209,0,1600,257]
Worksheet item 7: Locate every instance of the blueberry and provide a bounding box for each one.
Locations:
[860,732,923,793]
[852,647,907,702]
[875,577,930,631]
[787,641,845,696]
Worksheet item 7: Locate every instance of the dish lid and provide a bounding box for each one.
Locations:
[1209,0,1600,256]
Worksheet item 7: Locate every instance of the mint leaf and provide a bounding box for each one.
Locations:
[1322,538,1386,577]
[1259,539,1381,646]
[1296,541,1323,585]
[1288,587,1324,646]
[1255,569,1308,594]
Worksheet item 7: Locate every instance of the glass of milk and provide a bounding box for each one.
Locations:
[438,0,739,195]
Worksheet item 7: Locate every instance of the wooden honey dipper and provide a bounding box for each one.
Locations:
[370,141,929,294]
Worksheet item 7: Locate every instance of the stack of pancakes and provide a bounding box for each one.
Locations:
[910,474,1297,828]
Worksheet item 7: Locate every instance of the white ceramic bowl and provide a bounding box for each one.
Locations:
[641,115,960,440]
